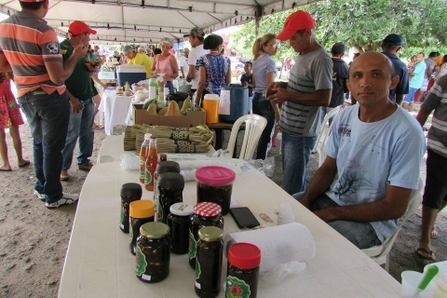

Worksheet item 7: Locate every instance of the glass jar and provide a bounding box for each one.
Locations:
[154,160,180,222]
[226,243,261,298]
[188,202,224,269]
[119,183,142,233]
[167,203,193,254]
[129,200,155,255]
[158,172,184,224]
[135,222,170,283]
[195,226,224,298]
[195,166,235,215]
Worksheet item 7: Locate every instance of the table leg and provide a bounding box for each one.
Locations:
[214,129,224,150]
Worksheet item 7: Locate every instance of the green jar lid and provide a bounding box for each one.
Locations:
[198,226,223,242]
[140,222,170,239]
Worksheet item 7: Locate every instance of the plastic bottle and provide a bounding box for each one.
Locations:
[144,135,158,191]
[149,77,158,100]
[139,133,151,183]
[276,203,295,225]
[157,87,165,107]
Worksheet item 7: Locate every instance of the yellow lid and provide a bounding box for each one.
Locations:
[129,200,154,218]
[140,222,170,239]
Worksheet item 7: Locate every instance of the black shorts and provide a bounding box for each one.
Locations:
[422,149,447,209]
[91,79,98,96]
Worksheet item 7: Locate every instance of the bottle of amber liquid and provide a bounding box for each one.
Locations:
[139,133,151,184]
[144,135,158,191]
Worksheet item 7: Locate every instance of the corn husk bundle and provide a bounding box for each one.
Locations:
[123,126,136,151]
[130,124,214,153]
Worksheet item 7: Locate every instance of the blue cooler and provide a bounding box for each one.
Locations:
[219,84,248,123]
[116,65,146,87]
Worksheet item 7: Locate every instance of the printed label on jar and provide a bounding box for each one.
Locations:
[144,168,153,185]
[194,281,201,289]
[188,229,197,259]
[226,276,251,298]
[194,259,201,280]
[135,245,148,276]
[120,205,125,224]
[141,274,152,281]
[129,218,133,243]
[139,161,145,180]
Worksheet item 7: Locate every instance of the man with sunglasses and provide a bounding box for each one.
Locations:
[267,10,333,195]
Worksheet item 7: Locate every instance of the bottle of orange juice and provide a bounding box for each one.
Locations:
[139,133,151,183]
[144,135,158,191]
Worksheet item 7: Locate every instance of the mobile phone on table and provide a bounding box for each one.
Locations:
[230,207,260,229]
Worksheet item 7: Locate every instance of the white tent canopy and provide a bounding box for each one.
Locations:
[0,0,318,44]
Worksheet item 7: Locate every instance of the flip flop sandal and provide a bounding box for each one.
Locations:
[415,248,436,261]
[18,160,30,168]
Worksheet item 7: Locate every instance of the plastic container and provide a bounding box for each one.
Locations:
[149,77,158,101]
[136,222,171,283]
[144,135,158,191]
[276,203,295,225]
[129,200,155,255]
[119,183,142,233]
[226,243,261,298]
[116,64,146,87]
[202,94,220,124]
[167,203,193,254]
[220,85,248,123]
[401,270,437,298]
[195,166,236,215]
[139,133,151,184]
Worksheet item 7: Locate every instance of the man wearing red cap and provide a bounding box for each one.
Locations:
[60,21,97,182]
[0,0,88,208]
[267,10,333,195]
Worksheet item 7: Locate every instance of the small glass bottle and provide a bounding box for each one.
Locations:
[153,159,180,222]
[158,172,184,224]
[167,203,193,254]
[226,243,261,298]
[129,200,155,255]
[195,226,224,298]
[139,133,151,184]
[135,222,171,283]
[189,202,224,269]
[119,183,142,233]
[144,135,158,191]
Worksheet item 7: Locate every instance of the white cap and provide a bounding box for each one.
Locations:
[144,133,152,140]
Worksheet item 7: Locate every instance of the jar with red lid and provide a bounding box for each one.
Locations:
[195,166,236,215]
[188,202,224,269]
[226,243,261,298]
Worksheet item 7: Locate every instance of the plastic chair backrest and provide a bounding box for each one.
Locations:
[226,114,268,160]
[313,106,341,167]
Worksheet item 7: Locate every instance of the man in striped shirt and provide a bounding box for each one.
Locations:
[0,0,88,208]
[267,10,333,195]
[416,75,447,261]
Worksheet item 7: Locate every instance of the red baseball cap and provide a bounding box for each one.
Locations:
[277,10,316,41]
[68,20,97,36]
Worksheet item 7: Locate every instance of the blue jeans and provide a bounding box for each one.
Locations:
[18,90,70,203]
[165,81,174,92]
[247,95,253,113]
[404,87,418,103]
[293,193,382,249]
[62,98,94,170]
[252,93,275,160]
[281,131,316,195]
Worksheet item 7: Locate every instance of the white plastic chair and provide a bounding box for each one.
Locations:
[312,106,341,167]
[225,114,267,160]
[362,177,424,272]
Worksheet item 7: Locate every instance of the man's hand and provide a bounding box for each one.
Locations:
[314,208,337,222]
[267,86,288,104]
[70,97,83,114]
[72,44,89,60]
[85,63,96,73]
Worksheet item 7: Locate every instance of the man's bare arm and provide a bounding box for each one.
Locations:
[268,87,332,107]
[0,54,12,72]
[44,44,88,85]
[416,107,431,127]
[186,65,196,82]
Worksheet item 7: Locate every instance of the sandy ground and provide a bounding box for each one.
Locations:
[0,106,446,298]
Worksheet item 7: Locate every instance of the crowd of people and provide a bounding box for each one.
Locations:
[0,0,445,266]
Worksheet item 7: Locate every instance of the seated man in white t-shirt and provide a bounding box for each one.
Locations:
[295,51,426,249]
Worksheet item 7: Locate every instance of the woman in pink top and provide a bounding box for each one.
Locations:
[151,38,178,92]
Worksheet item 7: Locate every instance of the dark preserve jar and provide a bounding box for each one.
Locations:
[129,200,154,255]
[226,243,261,298]
[154,159,180,221]
[158,172,184,224]
[167,203,193,254]
[120,183,142,233]
[195,166,235,215]
[135,222,171,283]
[188,202,224,269]
[195,226,224,298]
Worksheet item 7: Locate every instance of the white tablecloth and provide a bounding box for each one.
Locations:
[58,160,401,298]
[99,88,134,135]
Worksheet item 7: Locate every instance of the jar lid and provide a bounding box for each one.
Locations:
[170,203,193,216]
[228,243,261,269]
[195,166,235,185]
[193,202,222,217]
[158,172,184,190]
[129,200,154,218]
[198,226,223,242]
[157,161,180,175]
[139,222,170,239]
[120,182,142,198]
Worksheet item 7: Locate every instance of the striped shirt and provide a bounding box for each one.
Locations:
[421,75,447,158]
[279,47,332,136]
[252,53,276,93]
[0,12,65,97]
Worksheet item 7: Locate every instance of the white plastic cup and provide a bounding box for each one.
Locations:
[401,270,437,298]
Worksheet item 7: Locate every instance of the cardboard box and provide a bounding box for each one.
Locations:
[132,104,206,127]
